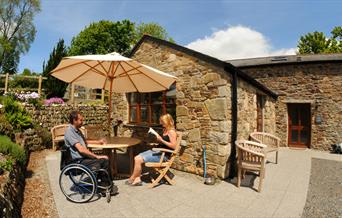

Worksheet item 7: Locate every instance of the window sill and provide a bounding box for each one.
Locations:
[123,123,162,129]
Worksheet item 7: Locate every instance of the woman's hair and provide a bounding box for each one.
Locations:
[160,113,175,130]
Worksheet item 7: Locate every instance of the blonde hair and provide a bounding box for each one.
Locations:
[160,114,175,130]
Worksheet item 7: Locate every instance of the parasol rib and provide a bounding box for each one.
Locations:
[124,61,169,89]
[118,62,139,92]
[83,62,107,77]
[70,61,105,84]
[97,60,110,77]
[50,59,91,74]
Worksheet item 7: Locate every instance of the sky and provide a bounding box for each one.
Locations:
[18,0,342,73]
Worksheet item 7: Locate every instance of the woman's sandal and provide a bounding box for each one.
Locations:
[129,181,143,186]
[125,180,133,185]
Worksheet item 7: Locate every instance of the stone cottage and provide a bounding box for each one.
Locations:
[229,54,342,150]
[112,35,277,179]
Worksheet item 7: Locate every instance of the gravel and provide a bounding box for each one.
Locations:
[21,150,59,218]
[302,157,342,218]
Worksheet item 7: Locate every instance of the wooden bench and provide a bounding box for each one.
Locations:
[249,132,280,164]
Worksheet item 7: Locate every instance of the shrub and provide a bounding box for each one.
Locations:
[28,97,43,109]
[0,115,14,139]
[0,158,14,172]
[0,135,26,164]
[34,125,52,148]
[3,96,32,131]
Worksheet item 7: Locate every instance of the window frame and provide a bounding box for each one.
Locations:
[128,88,176,125]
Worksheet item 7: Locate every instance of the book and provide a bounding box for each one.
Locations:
[148,127,158,137]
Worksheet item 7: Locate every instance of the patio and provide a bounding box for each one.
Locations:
[45,148,341,218]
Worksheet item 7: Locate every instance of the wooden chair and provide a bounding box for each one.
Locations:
[145,131,182,188]
[235,140,266,192]
[51,124,87,150]
[51,124,69,150]
[249,132,280,164]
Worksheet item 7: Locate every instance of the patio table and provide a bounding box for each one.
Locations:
[88,137,141,178]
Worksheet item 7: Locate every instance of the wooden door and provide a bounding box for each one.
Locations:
[288,104,311,148]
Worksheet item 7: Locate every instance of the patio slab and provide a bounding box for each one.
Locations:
[46,148,341,218]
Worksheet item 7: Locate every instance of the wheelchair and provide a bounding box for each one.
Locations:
[59,146,114,203]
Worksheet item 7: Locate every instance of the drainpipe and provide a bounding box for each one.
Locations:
[227,67,238,179]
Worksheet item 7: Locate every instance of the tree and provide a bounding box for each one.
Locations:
[68,20,136,56]
[68,20,175,57]
[298,26,342,54]
[42,39,68,98]
[0,0,41,74]
[22,68,31,75]
[135,22,174,43]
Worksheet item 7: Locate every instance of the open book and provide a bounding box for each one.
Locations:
[148,127,158,137]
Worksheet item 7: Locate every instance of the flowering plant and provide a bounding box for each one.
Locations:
[4,91,40,102]
[44,97,64,106]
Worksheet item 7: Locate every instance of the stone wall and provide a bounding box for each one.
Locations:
[111,40,276,178]
[236,79,276,140]
[24,104,109,131]
[0,158,26,217]
[240,62,342,150]
[264,96,276,134]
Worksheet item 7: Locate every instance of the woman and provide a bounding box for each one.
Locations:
[126,114,177,186]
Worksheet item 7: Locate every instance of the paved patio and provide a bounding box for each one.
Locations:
[46,148,341,218]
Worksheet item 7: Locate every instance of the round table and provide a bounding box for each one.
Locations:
[88,137,141,178]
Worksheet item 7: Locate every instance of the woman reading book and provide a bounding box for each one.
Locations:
[125,113,177,186]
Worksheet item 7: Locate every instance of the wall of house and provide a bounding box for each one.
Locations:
[110,41,235,178]
[111,40,276,178]
[236,79,276,140]
[240,62,342,150]
[263,95,276,134]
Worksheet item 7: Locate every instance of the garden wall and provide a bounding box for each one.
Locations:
[0,161,26,218]
[24,104,109,130]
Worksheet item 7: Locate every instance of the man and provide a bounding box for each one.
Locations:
[64,111,112,182]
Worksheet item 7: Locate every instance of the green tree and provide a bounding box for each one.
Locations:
[298,26,342,54]
[68,20,136,56]
[42,39,68,98]
[0,0,41,74]
[22,68,31,75]
[135,22,175,43]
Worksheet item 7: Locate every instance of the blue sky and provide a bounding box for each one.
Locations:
[19,0,342,73]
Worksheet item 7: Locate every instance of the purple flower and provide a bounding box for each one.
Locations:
[44,97,64,106]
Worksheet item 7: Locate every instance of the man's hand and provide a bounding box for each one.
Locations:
[96,155,108,160]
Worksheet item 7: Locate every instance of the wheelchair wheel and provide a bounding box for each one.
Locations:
[59,164,97,203]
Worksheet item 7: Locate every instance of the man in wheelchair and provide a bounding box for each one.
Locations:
[60,111,117,202]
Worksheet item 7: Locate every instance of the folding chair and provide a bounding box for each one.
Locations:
[145,131,182,188]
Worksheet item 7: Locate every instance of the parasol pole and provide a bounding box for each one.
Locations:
[108,77,114,130]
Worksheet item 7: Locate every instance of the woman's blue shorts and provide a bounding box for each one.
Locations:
[139,150,168,163]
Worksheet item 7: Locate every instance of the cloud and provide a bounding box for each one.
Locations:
[186,25,296,60]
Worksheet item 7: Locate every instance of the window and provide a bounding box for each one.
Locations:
[128,84,176,125]
[256,94,265,132]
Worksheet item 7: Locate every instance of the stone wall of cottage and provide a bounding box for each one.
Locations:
[236,79,276,140]
[239,62,342,150]
[236,79,257,140]
[110,41,234,178]
[264,96,276,134]
[111,40,276,178]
